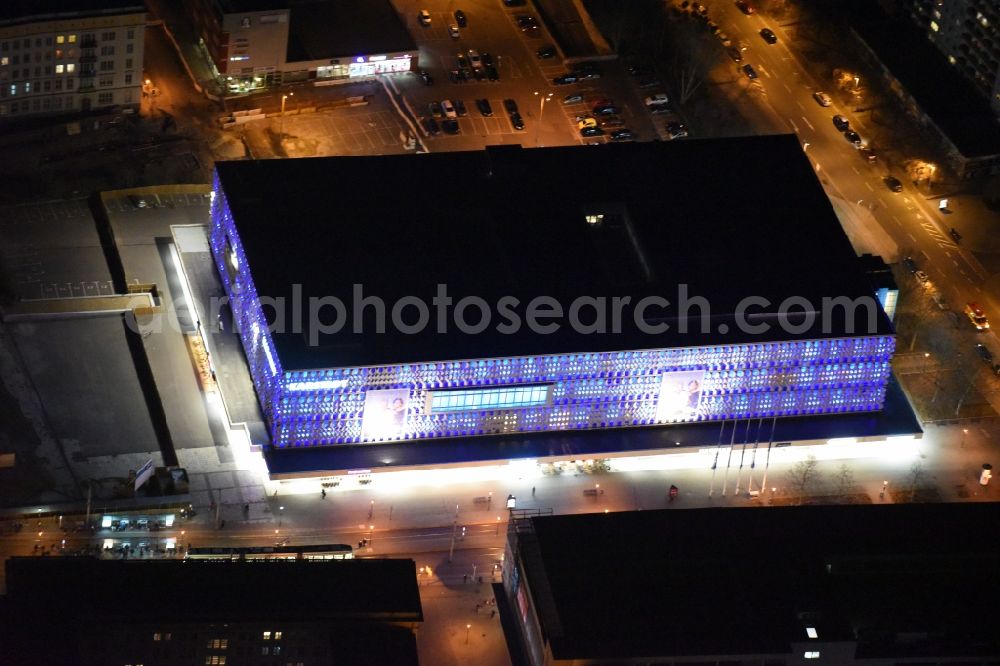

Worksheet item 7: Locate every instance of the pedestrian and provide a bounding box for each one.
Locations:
[475,603,481,613]
[532,486,535,496]
[491,609,496,618]
[463,574,468,584]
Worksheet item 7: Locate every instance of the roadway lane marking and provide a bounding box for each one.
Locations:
[787,119,798,132]
[944,250,952,257]
[801,116,814,130]
[953,260,960,267]
[908,233,917,242]
[865,181,874,192]
[783,82,791,92]
[892,214,901,224]
[796,100,804,110]
[852,166,860,175]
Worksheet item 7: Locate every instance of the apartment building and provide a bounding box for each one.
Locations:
[907,0,1000,114]
[0,1,146,120]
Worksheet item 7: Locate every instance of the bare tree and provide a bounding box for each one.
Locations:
[834,463,855,497]
[786,455,819,504]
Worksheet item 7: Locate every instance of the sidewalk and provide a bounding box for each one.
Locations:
[144,0,224,99]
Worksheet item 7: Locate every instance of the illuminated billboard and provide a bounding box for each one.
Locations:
[655,370,705,423]
[360,388,409,441]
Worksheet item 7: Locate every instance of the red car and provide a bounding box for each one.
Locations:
[736,1,755,15]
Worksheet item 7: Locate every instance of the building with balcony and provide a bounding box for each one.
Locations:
[906,0,1000,115]
[182,0,417,93]
[0,0,145,119]
[203,138,919,479]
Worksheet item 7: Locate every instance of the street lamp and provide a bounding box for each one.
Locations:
[278,505,284,528]
[533,91,553,147]
[495,516,501,536]
[962,428,969,449]
[465,623,472,644]
[279,92,294,142]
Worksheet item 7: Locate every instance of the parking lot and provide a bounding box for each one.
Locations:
[0,199,114,302]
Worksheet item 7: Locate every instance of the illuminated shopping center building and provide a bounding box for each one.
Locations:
[207,139,919,479]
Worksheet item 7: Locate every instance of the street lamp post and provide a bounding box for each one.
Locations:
[465,624,472,645]
[279,92,293,142]
[368,524,374,548]
[278,505,284,528]
[533,91,553,147]
[962,428,969,449]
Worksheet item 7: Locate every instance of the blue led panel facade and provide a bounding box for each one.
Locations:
[210,170,896,451]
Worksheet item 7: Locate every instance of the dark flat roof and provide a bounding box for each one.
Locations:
[0,1,144,23]
[5,557,422,622]
[217,138,892,370]
[264,379,920,475]
[286,0,416,63]
[849,2,1000,159]
[521,502,1000,660]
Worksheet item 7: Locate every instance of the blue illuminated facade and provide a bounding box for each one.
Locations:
[210,174,895,449]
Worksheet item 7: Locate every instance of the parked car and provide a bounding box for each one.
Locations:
[553,73,578,85]
[421,117,440,135]
[588,97,613,108]
[966,302,990,331]
[503,0,526,5]
[610,129,635,141]
[727,46,743,62]
[467,49,482,68]
[503,98,519,114]
[902,256,918,273]
[742,64,758,79]
[573,62,601,79]
[627,63,650,77]
[645,93,670,107]
[665,121,688,139]
[537,44,557,58]
[441,99,457,119]
[441,119,460,134]
[860,147,878,162]
[599,116,626,128]
[736,0,755,14]
[577,116,597,129]
[592,104,620,116]
[486,64,500,81]
[812,91,832,107]
[457,53,469,68]
[482,52,494,67]
[563,93,584,104]
[454,99,467,116]
[581,126,605,137]
[976,343,993,363]
[419,70,433,86]
[832,114,850,131]
[516,15,539,34]
[844,130,862,146]
[454,9,467,26]
[449,24,460,38]
[914,270,930,284]
[510,112,525,130]
[884,175,903,192]
[429,100,444,118]
[637,78,662,89]
[418,9,431,26]
[760,28,777,44]
[476,98,493,116]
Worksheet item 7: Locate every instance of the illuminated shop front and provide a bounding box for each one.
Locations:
[317,54,413,80]
[209,171,896,450]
